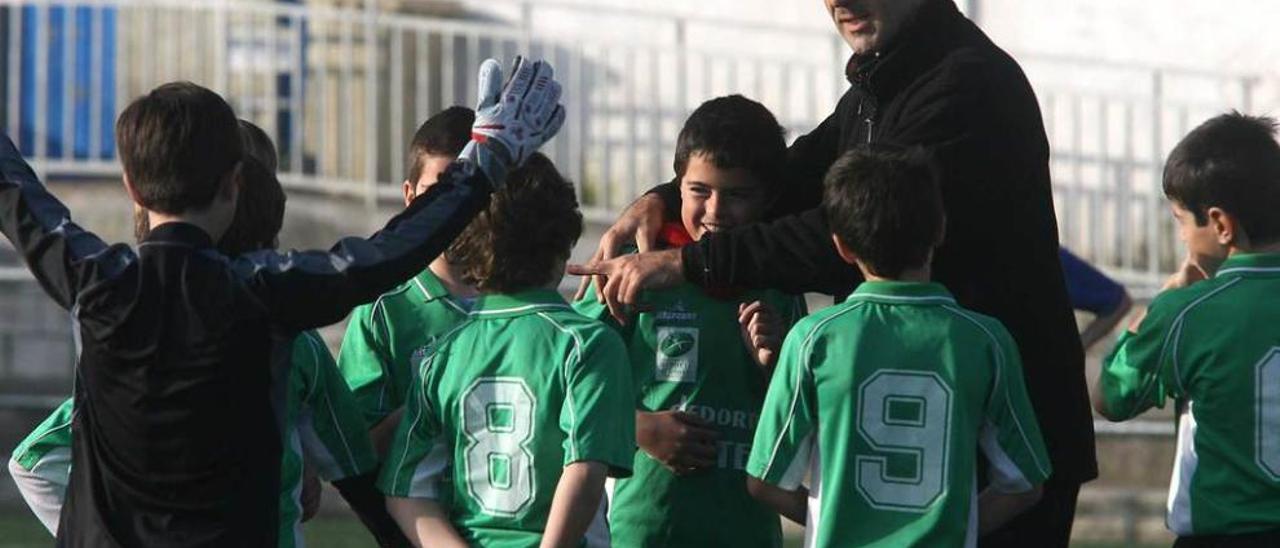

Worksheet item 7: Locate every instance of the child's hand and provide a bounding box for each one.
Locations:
[636,411,719,475]
[739,301,783,372]
[1164,257,1208,291]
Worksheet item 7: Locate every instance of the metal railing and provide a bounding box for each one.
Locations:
[1,0,845,220]
[0,0,1267,287]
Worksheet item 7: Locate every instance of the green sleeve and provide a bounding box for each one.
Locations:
[560,326,636,477]
[746,317,818,490]
[295,331,378,482]
[570,280,632,338]
[12,398,75,471]
[1098,293,1183,420]
[337,302,396,425]
[378,353,448,499]
[979,322,1052,492]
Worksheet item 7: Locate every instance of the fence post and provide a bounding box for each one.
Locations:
[364,0,378,210]
[1147,71,1163,280]
[674,19,687,118]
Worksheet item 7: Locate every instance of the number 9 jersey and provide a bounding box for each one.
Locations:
[746,281,1051,547]
[378,289,636,545]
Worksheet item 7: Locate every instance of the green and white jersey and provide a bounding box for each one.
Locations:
[380,290,635,547]
[747,282,1051,547]
[1099,253,1280,536]
[575,281,805,547]
[10,397,74,491]
[11,331,375,548]
[280,330,379,547]
[338,268,471,426]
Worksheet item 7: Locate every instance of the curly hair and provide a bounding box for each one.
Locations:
[444,153,582,293]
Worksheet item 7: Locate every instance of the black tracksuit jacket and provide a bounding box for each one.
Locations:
[658,0,1097,484]
[0,133,490,547]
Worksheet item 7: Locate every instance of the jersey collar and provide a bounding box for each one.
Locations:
[1214,253,1280,278]
[849,280,957,305]
[411,268,452,302]
[469,289,572,319]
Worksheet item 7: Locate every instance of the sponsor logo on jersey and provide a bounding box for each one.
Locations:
[655,327,698,382]
[656,300,698,322]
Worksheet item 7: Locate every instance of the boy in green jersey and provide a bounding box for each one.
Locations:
[7,122,383,547]
[338,107,479,454]
[574,95,805,547]
[380,153,635,547]
[745,147,1050,547]
[1095,113,1280,545]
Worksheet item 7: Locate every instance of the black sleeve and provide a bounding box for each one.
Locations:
[0,133,135,310]
[332,471,412,548]
[683,207,862,296]
[773,111,841,217]
[235,161,491,331]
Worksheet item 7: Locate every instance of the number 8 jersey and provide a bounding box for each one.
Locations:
[1098,253,1280,536]
[378,289,636,546]
[746,281,1051,547]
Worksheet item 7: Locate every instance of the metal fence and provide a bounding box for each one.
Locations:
[0,0,1266,285]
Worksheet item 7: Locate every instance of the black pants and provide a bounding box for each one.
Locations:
[1174,529,1280,548]
[979,477,1080,548]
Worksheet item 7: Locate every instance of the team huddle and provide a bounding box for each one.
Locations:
[4,17,1280,548]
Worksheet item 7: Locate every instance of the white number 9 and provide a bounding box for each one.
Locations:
[856,370,953,512]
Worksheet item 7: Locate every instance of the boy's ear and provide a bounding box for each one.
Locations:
[218,163,241,203]
[1206,207,1239,246]
[121,173,143,206]
[831,234,859,266]
[402,179,415,207]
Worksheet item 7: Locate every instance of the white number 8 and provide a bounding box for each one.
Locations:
[856,370,953,512]
[462,378,536,516]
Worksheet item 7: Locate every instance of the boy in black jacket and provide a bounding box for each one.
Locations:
[0,57,562,547]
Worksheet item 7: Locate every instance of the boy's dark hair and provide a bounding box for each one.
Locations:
[673,95,786,192]
[445,153,582,293]
[238,119,279,174]
[823,146,944,279]
[1163,112,1280,245]
[407,106,475,184]
[219,121,285,255]
[115,81,243,214]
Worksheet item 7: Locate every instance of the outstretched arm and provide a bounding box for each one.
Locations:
[243,58,567,331]
[0,134,134,310]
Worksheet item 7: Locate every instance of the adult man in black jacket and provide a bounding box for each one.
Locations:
[573,0,1095,544]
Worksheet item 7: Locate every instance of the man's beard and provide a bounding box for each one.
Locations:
[133,207,150,243]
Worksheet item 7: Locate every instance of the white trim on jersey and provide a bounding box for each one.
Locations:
[408,442,452,500]
[942,305,1051,479]
[1167,279,1242,397]
[9,451,69,536]
[804,442,823,548]
[851,293,957,305]
[1167,403,1199,536]
[1214,266,1280,277]
[534,311,585,462]
[761,303,867,480]
[777,432,815,490]
[965,476,979,548]
[583,495,612,548]
[978,420,1032,494]
[470,303,572,317]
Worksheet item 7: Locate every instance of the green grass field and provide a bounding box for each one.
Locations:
[0,511,1168,548]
